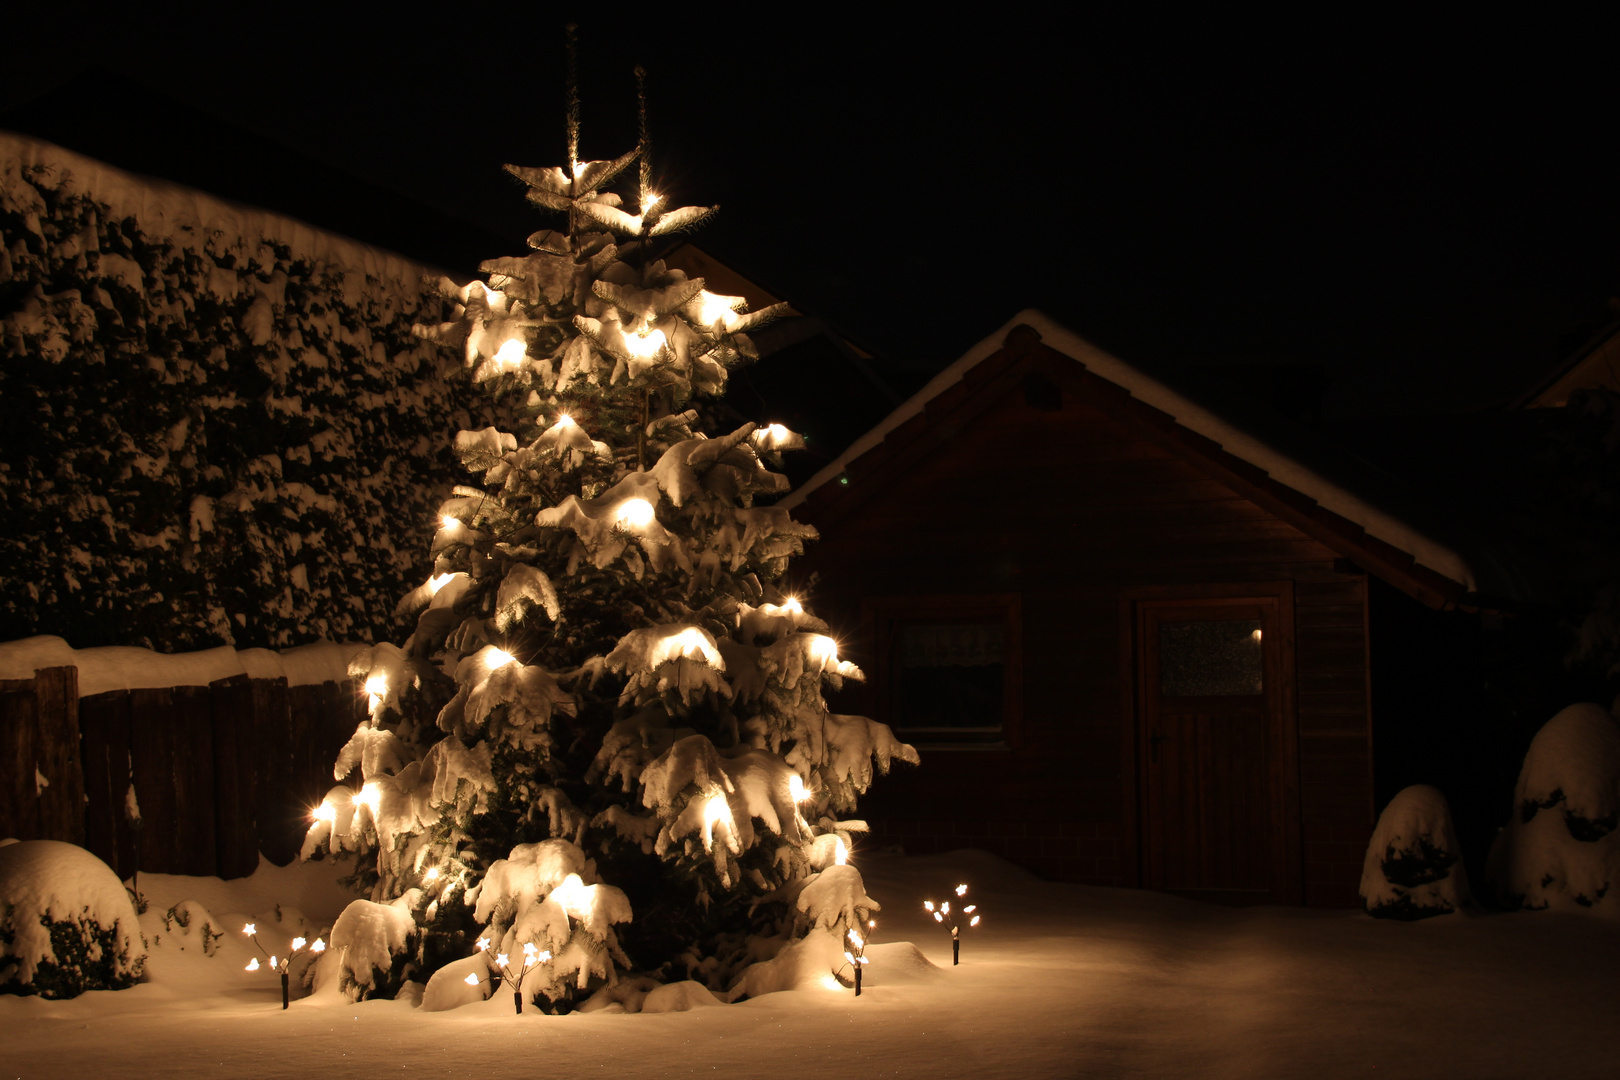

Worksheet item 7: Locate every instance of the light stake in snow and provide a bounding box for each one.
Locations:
[840,919,875,997]
[924,884,981,965]
[243,924,323,1009]
[470,937,552,1014]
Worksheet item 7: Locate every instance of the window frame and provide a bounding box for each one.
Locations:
[861,593,1022,751]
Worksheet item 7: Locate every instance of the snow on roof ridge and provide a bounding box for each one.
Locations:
[782,309,1476,591]
[0,635,368,697]
[0,130,437,281]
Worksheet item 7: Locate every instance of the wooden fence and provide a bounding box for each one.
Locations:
[0,667,364,879]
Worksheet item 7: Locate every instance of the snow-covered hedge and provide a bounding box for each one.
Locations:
[1360,785,1471,919]
[1487,703,1620,911]
[0,132,489,651]
[0,839,145,998]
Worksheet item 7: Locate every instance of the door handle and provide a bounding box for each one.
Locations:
[1149,732,1168,764]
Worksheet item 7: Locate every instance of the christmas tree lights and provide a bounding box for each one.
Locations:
[924,884,981,965]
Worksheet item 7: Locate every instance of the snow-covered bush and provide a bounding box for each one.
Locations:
[0,839,145,998]
[1487,703,1620,911]
[315,898,419,1001]
[301,100,917,1006]
[0,133,494,650]
[1360,785,1471,919]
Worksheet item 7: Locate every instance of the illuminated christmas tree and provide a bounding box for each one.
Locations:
[301,52,915,1006]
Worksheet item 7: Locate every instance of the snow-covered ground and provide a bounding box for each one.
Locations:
[6,848,1618,1079]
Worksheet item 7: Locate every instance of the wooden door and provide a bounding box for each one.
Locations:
[1134,591,1299,904]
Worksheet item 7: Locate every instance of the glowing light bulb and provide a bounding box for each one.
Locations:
[970,915,981,926]
[555,413,575,428]
[464,973,480,986]
[246,958,260,972]
[311,939,325,953]
[496,953,509,968]
[424,867,440,883]
[835,837,848,865]
[428,573,455,595]
[292,937,307,951]
[356,782,381,813]
[808,635,839,664]
[1251,628,1263,642]
[571,161,585,178]
[624,326,667,359]
[789,774,809,803]
[477,937,491,952]
[956,884,968,896]
[243,923,256,936]
[703,794,730,847]
[617,497,656,529]
[493,338,526,369]
[765,423,790,444]
[440,515,458,530]
[924,900,935,912]
[486,647,516,669]
[363,675,387,698]
[269,955,279,970]
[522,942,537,956]
[697,292,740,329]
[934,911,944,923]
[312,801,335,823]
[644,193,661,209]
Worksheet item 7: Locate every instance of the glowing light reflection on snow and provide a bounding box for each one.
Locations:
[624,326,667,359]
[493,338,526,369]
[356,783,381,813]
[616,497,656,529]
[485,648,516,669]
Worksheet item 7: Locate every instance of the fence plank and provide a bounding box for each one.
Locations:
[210,675,258,879]
[322,681,360,783]
[33,667,85,847]
[0,680,39,842]
[129,687,179,874]
[172,685,217,877]
[78,689,127,875]
[252,677,302,866]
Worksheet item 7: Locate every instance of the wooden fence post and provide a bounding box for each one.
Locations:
[252,677,300,866]
[79,689,133,876]
[32,667,85,847]
[129,687,179,874]
[171,685,216,877]
[0,677,40,842]
[210,674,259,879]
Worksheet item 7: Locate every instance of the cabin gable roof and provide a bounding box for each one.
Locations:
[783,310,1474,610]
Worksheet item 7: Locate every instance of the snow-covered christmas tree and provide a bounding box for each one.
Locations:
[301,55,916,1006]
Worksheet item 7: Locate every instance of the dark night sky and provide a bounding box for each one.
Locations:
[3,8,1616,419]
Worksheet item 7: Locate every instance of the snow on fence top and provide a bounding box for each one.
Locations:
[782,309,1475,591]
[0,634,365,698]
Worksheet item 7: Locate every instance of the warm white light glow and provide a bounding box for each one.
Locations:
[834,837,848,866]
[821,975,843,991]
[1251,628,1263,642]
[245,958,259,972]
[493,338,527,369]
[495,953,509,968]
[650,627,723,668]
[697,292,740,329]
[808,635,840,664]
[477,937,491,952]
[522,942,537,957]
[643,193,662,211]
[789,774,809,803]
[784,597,802,613]
[269,955,278,970]
[482,284,503,308]
[424,867,440,883]
[942,902,951,915]
[440,515,458,530]
[291,937,307,951]
[964,905,976,914]
[363,675,388,698]
[428,573,456,594]
[970,915,981,926]
[555,413,575,428]
[312,801,336,823]
[311,939,325,953]
[702,793,730,848]
[624,326,668,359]
[934,911,944,922]
[616,497,656,529]
[924,900,935,912]
[243,923,256,936]
[356,782,381,813]
[464,973,480,986]
[486,647,516,669]
[848,929,863,947]
[956,884,968,896]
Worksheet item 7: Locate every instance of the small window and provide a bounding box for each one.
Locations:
[865,595,1020,748]
[1158,619,1263,696]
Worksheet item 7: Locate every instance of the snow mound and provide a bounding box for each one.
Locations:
[1487,704,1620,912]
[419,954,490,1012]
[641,979,724,1012]
[320,898,418,1000]
[858,941,945,985]
[0,840,144,998]
[1361,785,1471,919]
[724,928,845,1001]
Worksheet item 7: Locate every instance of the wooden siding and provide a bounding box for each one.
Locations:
[797,346,1374,905]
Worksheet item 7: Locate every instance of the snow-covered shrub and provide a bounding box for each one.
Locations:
[0,839,145,998]
[1360,785,1471,919]
[316,898,418,1001]
[0,133,495,650]
[1487,703,1620,911]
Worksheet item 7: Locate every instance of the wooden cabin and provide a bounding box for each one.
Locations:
[784,312,1479,907]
